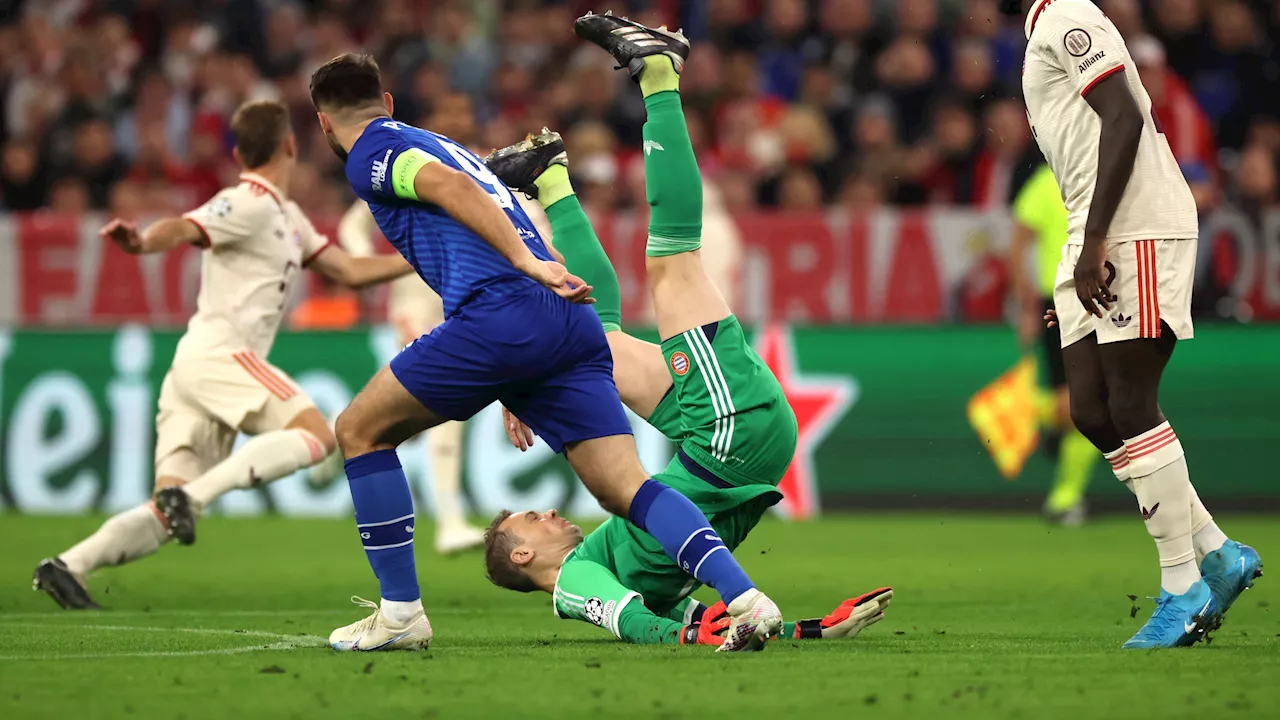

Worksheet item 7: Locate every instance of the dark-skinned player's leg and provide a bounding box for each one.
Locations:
[1096,326,1205,601]
[1097,323,1258,621]
[1060,333,1132,488]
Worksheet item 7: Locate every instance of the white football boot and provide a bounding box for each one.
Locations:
[328,597,433,652]
[435,523,486,555]
[718,589,784,652]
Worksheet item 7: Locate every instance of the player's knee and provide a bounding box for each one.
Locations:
[333,408,371,458]
[1068,395,1112,445]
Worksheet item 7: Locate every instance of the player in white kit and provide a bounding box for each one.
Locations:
[33,100,416,609]
[1003,0,1261,648]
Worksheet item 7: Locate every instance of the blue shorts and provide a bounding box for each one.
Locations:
[389,284,632,454]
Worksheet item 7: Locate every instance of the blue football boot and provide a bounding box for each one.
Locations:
[1122,579,1217,649]
[1200,540,1263,618]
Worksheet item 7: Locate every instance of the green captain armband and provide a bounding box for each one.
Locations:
[392,148,438,201]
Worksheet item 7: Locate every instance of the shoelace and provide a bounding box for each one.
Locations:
[1134,595,1183,639]
[343,596,382,633]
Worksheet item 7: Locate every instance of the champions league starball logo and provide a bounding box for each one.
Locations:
[584,597,605,626]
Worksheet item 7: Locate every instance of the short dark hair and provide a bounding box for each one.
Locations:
[483,510,539,593]
[309,53,384,112]
[230,100,291,169]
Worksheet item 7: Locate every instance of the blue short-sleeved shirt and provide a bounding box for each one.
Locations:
[345,118,555,316]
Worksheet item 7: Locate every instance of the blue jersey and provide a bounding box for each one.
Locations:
[345,119,555,315]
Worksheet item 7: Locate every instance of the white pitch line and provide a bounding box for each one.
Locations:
[0,623,327,662]
[0,607,495,620]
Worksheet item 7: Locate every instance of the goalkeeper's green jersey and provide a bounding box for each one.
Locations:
[551,317,794,643]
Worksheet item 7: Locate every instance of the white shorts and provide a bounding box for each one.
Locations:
[1054,239,1196,349]
[154,352,314,483]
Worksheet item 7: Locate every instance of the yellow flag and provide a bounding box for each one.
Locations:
[967,357,1041,480]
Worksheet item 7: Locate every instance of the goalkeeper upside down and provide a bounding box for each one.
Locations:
[480,14,893,647]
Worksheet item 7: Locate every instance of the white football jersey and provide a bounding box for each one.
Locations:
[1022,0,1197,244]
[175,173,331,363]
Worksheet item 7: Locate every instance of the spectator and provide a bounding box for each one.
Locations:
[1,140,47,209]
[756,0,816,101]
[58,118,127,209]
[1152,0,1206,85]
[47,176,90,214]
[875,34,938,144]
[1234,143,1279,217]
[430,1,498,99]
[952,37,998,118]
[894,0,949,77]
[971,98,1039,208]
[1194,1,1272,149]
[777,165,824,210]
[840,171,886,215]
[114,68,192,162]
[922,99,981,205]
[814,0,879,100]
[1100,0,1145,38]
[1130,35,1219,209]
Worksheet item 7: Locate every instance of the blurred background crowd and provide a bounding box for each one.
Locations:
[1,0,1278,221]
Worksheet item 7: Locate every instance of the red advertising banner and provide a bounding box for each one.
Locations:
[2,209,1276,325]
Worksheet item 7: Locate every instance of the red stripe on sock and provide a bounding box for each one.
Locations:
[1127,427,1176,455]
[1130,435,1179,459]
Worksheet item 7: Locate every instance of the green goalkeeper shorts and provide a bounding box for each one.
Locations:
[660,314,797,492]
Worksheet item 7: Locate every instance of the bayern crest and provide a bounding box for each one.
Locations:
[669,351,690,376]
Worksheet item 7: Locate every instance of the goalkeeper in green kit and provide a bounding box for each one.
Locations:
[480,13,893,647]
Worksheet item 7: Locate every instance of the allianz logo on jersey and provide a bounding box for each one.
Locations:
[371,148,393,193]
[517,227,537,241]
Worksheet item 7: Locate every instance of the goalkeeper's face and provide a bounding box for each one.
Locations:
[505,509,584,548]
[485,509,584,592]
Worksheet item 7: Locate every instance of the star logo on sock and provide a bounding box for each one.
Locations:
[643,140,665,156]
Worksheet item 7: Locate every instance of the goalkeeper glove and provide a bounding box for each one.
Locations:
[793,586,893,640]
[680,602,730,645]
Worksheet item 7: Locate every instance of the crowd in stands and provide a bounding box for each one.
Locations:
[1,0,1277,219]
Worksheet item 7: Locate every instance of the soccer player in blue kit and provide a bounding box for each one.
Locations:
[308,54,783,652]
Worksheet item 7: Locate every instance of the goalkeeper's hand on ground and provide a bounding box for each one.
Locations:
[794,586,894,640]
[680,603,730,645]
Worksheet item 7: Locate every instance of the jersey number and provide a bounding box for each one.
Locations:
[437,139,516,211]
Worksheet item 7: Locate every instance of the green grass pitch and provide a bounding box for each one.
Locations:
[0,513,1276,719]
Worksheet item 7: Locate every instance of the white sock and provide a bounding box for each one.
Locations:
[381,598,423,625]
[1104,446,1132,487]
[428,421,467,534]
[60,502,170,578]
[1189,487,1228,563]
[1125,423,1198,595]
[184,429,328,508]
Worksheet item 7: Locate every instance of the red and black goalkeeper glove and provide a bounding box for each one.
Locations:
[794,586,893,640]
[680,601,730,645]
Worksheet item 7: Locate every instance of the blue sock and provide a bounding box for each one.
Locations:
[345,449,419,602]
[627,478,755,604]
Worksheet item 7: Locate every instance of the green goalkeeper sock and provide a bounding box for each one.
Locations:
[533,164,574,210]
[642,89,703,257]
[543,195,622,333]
